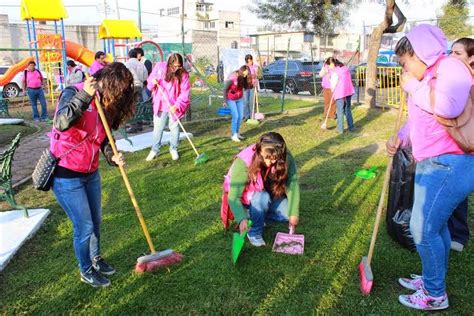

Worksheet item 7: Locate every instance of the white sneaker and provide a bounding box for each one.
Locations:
[145,150,159,161]
[231,134,241,142]
[237,134,245,140]
[451,241,464,252]
[170,149,179,161]
[247,235,266,247]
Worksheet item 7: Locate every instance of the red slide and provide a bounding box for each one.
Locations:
[0,41,95,87]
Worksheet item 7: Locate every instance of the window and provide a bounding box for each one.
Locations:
[225,21,234,29]
[167,7,180,15]
[231,41,238,49]
[204,21,215,29]
[196,4,205,12]
[159,9,165,16]
[288,62,298,71]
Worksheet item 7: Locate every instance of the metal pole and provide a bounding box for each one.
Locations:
[256,39,267,94]
[112,39,116,61]
[266,36,269,65]
[138,0,142,32]
[60,18,67,89]
[116,0,120,19]
[310,42,317,98]
[54,21,58,33]
[103,39,107,54]
[31,18,40,70]
[26,20,32,56]
[181,0,185,57]
[280,38,290,112]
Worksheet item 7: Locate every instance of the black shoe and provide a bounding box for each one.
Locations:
[80,267,111,288]
[92,256,116,275]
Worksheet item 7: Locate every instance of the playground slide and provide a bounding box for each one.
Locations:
[0,41,95,87]
[0,56,34,86]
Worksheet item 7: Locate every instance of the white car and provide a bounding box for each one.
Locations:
[0,65,48,98]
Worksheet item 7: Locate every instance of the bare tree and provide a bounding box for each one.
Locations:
[364,0,406,108]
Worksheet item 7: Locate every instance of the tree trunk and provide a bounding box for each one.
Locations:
[364,0,406,108]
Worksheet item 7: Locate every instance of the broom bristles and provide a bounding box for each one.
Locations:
[135,251,183,273]
[359,257,374,295]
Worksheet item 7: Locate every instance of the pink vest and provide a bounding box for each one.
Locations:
[49,83,107,173]
[332,66,355,100]
[223,145,265,205]
[25,69,43,89]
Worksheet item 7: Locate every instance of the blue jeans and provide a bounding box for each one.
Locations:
[247,191,289,238]
[227,98,244,135]
[151,112,180,152]
[335,95,354,133]
[27,88,48,120]
[410,154,474,297]
[142,87,152,102]
[448,198,469,245]
[52,171,102,273]
[243,88,255,120]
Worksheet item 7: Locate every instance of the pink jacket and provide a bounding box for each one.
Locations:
[89,61,105,76]
[50,83,107,173]
[332,65,354,100]
[223,145,266,205]
[398,57,472,161]
[147,62,191,119]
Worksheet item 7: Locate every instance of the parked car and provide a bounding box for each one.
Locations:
[259,60,323,95]
[0,65,47,98]
[354,61,401,87]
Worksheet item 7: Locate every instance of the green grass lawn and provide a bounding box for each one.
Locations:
[0,124,38,147]
[1,105,473,314]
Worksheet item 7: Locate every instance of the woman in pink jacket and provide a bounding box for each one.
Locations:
[329,58,355,133]
[145,53,191,161]
[387,24,473,311]
[51,63,135,287]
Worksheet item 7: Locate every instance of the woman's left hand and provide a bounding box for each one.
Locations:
[169,105,177,114]
[289,216,299,227]
[400,72,416,90]
[112,152,125,167]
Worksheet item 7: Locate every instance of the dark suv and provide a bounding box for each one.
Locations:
[259,60,322,95]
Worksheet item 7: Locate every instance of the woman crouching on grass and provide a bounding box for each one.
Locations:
[223,132,300,246]
[50,63,135,288]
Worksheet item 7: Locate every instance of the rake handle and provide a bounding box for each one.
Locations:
[367,93,406,264]
[94,96,157,254]
[155,85,200,158]
[322,93,336,127]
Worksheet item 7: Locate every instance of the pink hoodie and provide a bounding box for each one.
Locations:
[147,62,191,119]
[397,24,473,161]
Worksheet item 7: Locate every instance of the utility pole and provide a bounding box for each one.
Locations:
[115,0,120,19]
[138,0,142,32]
[103,0,108,19]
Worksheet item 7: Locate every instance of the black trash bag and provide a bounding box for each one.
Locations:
[386,147,417,251]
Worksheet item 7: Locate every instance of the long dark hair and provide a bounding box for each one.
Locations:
[236,65,252,89]
[93,62,135,130]
[395,37,415,57]
[248,132,288,198]
[165,53,187,84]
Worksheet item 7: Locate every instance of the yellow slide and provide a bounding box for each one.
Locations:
[0,40,97,87]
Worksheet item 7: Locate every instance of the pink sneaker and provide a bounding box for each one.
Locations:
[398,274,423,291]
[399,288,449,311]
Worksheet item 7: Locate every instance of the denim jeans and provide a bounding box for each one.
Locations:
[448,198,469,245]
[227,98,244,135]
[151,112,180,153]
[142,87,152,102]
[27,88,48,120]
[410,154,474,297]
[335,95,354,133]
[243,88,255,120]
[52,171,102,273]
[247,191,289,238]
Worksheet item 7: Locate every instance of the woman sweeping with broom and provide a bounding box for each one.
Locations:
[50,63,135,287]
[222,132,300,247]
[223,65,252,142]
[145,53,191,161]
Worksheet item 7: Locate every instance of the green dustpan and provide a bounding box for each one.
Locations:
[232,220,252,264]
[246,118,259,125]
[355,166,378,180]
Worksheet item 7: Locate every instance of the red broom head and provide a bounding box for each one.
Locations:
[359,257,374,295]
[135,251,183,273]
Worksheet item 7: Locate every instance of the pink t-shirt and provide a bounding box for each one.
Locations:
[24,69,43,89]
[89,61,105,76]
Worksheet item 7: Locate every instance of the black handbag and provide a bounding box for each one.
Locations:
[32,149,58,191]
[32,134,91,191]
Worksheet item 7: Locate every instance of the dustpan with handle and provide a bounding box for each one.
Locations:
[272,224,305,255]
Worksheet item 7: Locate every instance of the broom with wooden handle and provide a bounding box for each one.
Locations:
[94,95,183,273]
[359,93,406,295]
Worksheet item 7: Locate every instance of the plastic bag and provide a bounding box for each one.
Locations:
[386,147,416,251]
